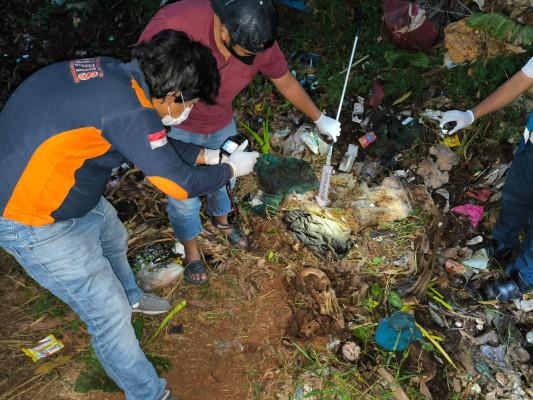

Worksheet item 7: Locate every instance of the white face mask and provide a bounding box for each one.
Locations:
[161,93,194,126]
[161,104,193,126]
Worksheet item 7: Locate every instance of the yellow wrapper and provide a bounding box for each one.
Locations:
[441,134,461,148]
[23,334,64,362]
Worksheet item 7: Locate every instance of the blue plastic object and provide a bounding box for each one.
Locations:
[278,0,310,12]
[375,312,422,351]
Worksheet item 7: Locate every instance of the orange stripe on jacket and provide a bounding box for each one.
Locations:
[147,176,188,200]
[131,79,153,108]
[3,128,111,226]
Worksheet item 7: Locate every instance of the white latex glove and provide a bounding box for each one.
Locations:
[314,114,341,142]
[440,110,475,135]
[224,142,259,177]
[203,149,227,165]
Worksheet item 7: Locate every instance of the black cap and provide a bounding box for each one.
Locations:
[211,0,277,53]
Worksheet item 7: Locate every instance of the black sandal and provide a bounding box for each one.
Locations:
[184,260,208,285]
[211,217,248,249]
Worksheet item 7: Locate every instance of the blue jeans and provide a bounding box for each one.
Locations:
[167,120,237,241]
[0,198,165,400]
[492,113,533,284]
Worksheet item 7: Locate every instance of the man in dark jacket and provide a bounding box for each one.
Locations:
[0,30,258,400]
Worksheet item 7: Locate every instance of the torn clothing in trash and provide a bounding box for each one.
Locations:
[283,209,353,258]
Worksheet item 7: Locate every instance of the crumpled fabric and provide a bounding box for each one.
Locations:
[283,209,352,258]
[451,204,484,228]
[255,154,318,196]
[383,0,438,51]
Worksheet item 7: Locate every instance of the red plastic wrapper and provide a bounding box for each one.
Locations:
[383,0,438,51]
[466,188,493,202]
[358,131,378,148]
[445,259,464,274]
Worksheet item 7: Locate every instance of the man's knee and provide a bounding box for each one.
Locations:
[166,196,201,218]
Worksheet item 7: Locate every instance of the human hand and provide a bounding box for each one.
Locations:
[314,114,341,142]
[224,142,259,177]
[203,149,227,165]
[440,110,475,135]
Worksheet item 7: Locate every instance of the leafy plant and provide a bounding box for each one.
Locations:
[467,13,533,45]
[240,106,271,154]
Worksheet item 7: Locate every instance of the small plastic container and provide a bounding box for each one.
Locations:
[338,144,359,172]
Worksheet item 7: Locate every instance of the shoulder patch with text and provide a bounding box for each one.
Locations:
[70,58,104,83]
[147,130,168,150]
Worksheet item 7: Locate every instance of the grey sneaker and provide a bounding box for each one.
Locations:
[160,389,181,400]
[132,293,170,315]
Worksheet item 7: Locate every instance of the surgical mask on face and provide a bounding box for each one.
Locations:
[161,94,194,126]
[224,39,256,65]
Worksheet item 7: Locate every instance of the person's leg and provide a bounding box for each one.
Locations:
[492,120,533,250]
[166,195,206,283]
[98,197,143,304]
[483,122,533,300]
[166,127,209,282]
[202,120,247,247]
[513,219,533,285]
[0,212,166,400]
[98,197,169,314]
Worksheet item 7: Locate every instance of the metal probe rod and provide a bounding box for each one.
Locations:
[336,31,360,122]
[317,29,360,207]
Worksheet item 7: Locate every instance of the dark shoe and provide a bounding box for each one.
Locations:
[184,260,208,285]
[483,273,533,301]
[211,217,248,249]
[486,238,516,265]
[132,294,170,316]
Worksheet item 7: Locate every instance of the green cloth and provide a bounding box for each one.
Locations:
[251,154,319,216]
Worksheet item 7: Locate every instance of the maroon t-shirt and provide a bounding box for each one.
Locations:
[139,0,289,134]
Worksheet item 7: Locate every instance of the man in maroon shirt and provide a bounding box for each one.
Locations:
[140,0,341,283]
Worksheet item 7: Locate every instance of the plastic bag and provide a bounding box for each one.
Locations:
[136,261,184,291]
[383,0,438,51]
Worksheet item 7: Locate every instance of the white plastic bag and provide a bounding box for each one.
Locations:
[136,261,184,291]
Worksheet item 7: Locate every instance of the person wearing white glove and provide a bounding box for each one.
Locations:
[314,114,341,142]
[440,56,533,136]
[440,110,475,135]
[205,141,259,177]
[202,148,226,165]
[224,146,260,177]
[442,56,533,302]
[141,0,345,285]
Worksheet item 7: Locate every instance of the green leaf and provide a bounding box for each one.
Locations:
[304,389,322,398]
[371,282,383,298]
[384,50,401,65]
[147,300,187,343]
[467,13,533,45]
[388,292,403,309]
[422,342,434,353]
[132,315,144,341]
[408,52,430,69]
[352,326,373,346]
[365,297,380,311]
[371,257,383,266]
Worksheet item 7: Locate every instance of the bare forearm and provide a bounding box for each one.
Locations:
[472,71,533,119]
[196,149,206,165]
[271,73,322,121]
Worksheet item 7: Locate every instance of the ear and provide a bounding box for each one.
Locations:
[219,24,231,42]
[159,91,182,106]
